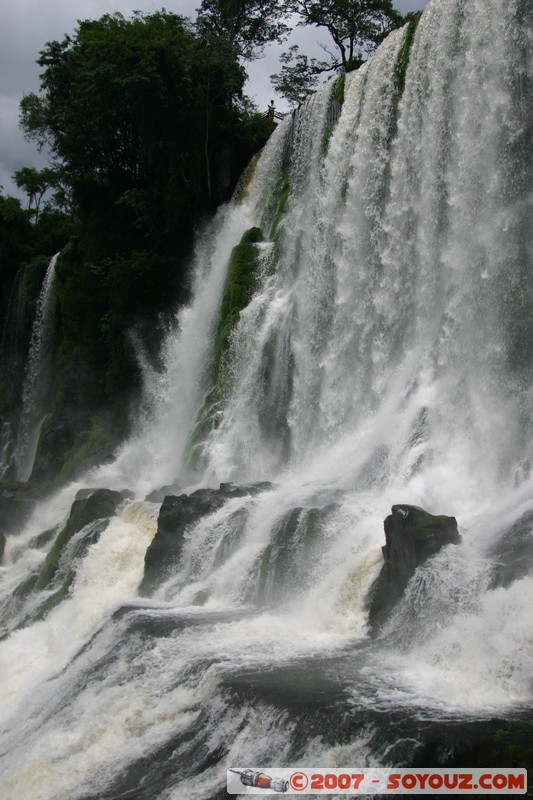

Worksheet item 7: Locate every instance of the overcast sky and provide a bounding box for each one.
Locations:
[0,0,428,200]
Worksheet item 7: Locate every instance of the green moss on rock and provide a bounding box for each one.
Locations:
[335,72,346,106]
[184,227,264,471]
[322,73,347,154]
[395,12,422,96]
[36,488,122,590]
[262,174,290,241]
[215,226,263,364]
[30,575,75,623]
[13,571,39,600]
[36,521,75,590]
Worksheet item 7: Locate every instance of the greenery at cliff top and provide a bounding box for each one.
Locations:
[1,9,275,484]
[271,0,406,105]
[395,10,423,95]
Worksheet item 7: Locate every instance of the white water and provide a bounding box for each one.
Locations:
[0,422,13,480]
[0,1,532,798]
[13,253,60,482]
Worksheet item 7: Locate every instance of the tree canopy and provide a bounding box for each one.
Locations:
[9,9,276,481]
[271,0,404,104]
[20,12,255,247]
[12,167,58,218]
[196,0,290,59]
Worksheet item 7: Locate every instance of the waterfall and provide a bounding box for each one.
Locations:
[0,1,531,798]
[13,253,59,482]
[0,422,13,480]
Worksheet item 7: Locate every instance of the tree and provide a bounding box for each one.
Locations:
[196,0,290,59]
[12,166,58,219]
[271,0,404,104]
[271,46,325,106]
[15,10,276,481]
[19,11,252,253]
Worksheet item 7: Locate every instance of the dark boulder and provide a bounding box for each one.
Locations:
[140,482,273,596]
[1,488,124,632]
[367,504,461,630]
[219,481,273,496]
[70,488,124,530]
[0,530,5,562]
[145,482,183,503]
[36,488,123,591]
[192,589,210,606]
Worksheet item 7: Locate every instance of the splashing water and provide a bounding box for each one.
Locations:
[0,1,532,798]
[13,253,59,482]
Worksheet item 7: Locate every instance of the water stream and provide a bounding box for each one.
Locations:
[13,253,59,482]
[0,1,531,798]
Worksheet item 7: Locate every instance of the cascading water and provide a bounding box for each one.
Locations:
[13,253,59,482]
[0,422,14,481]
[0,1,532,799]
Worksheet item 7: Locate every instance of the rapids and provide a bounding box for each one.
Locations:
[0,1,532,798]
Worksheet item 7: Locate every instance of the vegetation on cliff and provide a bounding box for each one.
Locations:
[271,0,405,104]
[0,10,274,483]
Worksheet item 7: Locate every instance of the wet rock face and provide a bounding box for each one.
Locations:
[255,504,338,606]
[36,488,124,591]
[1,488,126,632]
[69,488,125,535]
[368,504,461,631]
[488,510,533,588]
[144,482,182,503]
[139,482,273,596]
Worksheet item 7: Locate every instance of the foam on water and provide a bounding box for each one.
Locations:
[0,0,532,797]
